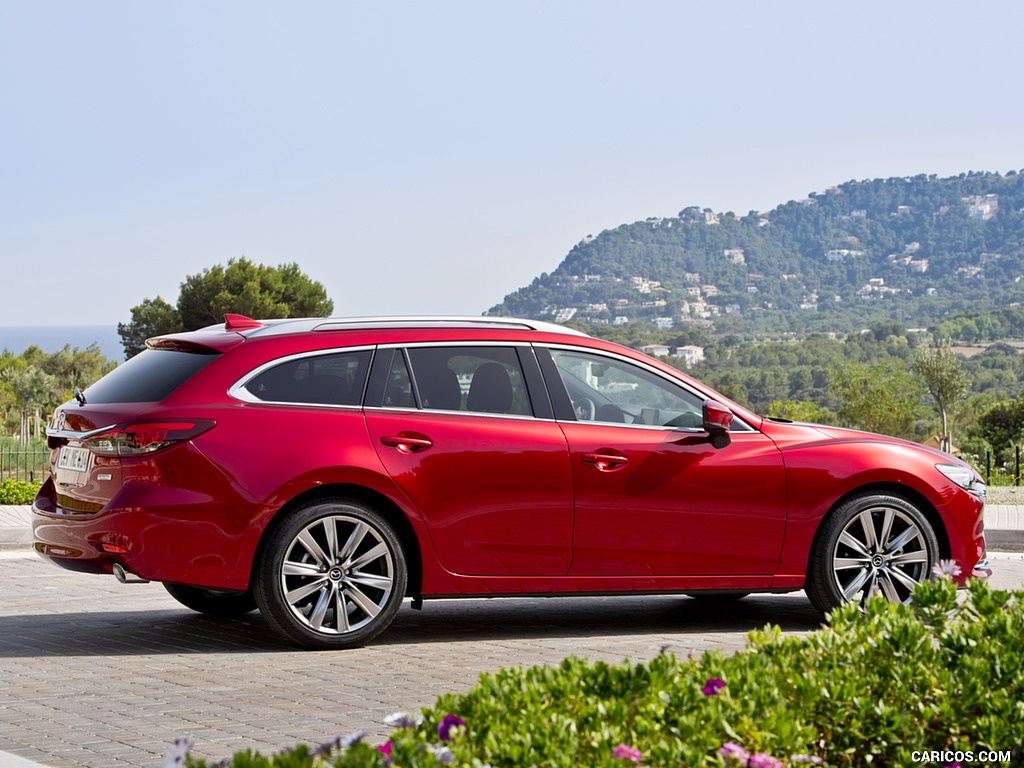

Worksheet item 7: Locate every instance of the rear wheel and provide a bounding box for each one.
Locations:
[163,583,257,617]
[254,498,407,649]
[806,492,938,615]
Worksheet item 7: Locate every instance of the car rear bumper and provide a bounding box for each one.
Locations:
[32,477,256,590]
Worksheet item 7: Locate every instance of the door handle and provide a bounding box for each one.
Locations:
[580,451,629,471]
[380,434,433,454]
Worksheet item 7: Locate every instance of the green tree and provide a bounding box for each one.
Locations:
[766,398,838,425]
[976,399,1024,463]
[0,366,58,443]
[828,359,922,439]
[910,344,970,453]
[118,259,333,358]
[40,343,118,398]
[117,297,183,359]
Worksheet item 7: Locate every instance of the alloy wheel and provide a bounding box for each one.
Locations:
[830,504,931,605]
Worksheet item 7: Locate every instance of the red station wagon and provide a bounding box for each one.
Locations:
[33,315,991,648]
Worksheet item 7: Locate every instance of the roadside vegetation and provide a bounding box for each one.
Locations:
[173,574,1021,767]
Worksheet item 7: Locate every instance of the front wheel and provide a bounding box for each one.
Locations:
[806,493,939,615]
[253,498,408,649]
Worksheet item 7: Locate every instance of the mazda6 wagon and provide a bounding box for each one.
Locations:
[33,315,991,648]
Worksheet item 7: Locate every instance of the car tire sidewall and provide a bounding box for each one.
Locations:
[806,492,939,616]
[254,498,408,649]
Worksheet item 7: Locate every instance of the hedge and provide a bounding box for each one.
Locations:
[174,575,1020,768]
[0,479,40,505]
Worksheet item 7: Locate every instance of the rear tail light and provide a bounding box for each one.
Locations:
[83,420,215,457]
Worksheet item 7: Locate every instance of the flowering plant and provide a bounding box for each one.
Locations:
[168,578,1020,768]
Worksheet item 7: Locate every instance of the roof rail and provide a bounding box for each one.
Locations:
[197,315,590,338]
[309,316,589,336]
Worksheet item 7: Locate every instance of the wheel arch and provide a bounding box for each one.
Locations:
[807,481,952,578]
[249,483,425,598]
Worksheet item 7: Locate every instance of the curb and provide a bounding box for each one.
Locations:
[0,750,52,767]
[0,505,32,551]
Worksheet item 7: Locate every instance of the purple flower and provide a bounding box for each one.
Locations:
[719,742,751,765]
[790,756,824,765]
[431,745,456,764]
[162,738,193,768]
[702,677,726,696]
[438,714,466,741]
[377,741,393,767]
[311,730,368,756]
[341,730,369,748]
[612,744,643,763]
[749,753,784,768]
[311,736,341,757]
[931,559,963,579]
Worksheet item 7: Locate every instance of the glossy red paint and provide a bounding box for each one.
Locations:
[32,316,990,648]
[561,423,786,576]
[366,410,574,576]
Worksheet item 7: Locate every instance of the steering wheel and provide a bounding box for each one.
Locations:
[574,397,596,421]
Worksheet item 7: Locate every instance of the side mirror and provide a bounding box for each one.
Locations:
[702,399,733,449]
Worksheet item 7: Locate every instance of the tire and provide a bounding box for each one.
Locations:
[253,498,408,649]
[806,492,939,616]
[163,582,258,617]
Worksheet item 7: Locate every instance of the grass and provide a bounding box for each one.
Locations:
[985,485,1024,504]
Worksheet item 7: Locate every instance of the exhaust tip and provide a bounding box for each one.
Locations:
[112,563,150,584]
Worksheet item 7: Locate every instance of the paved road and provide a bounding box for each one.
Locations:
[2,550,1023,768]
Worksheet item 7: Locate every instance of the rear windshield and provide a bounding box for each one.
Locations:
[83,349,217,403]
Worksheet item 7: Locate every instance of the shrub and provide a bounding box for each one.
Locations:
[0,479,41,505]
[177,578,1022,768]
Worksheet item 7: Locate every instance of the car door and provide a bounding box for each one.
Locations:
[364,345,574,577]
[538,345,787,577]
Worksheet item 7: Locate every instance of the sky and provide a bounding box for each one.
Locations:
[2,1,1023,328]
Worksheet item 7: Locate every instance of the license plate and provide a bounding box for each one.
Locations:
[57,446,91,472]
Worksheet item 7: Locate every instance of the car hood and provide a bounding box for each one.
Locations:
[761,418,962,463]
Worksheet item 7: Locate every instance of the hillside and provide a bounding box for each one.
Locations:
[488,171,1024,338]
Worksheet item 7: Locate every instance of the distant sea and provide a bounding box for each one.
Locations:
[0,325,124,362]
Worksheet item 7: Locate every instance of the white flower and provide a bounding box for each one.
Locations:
[162,738,193,768]
[384,711,423,729]
[931,559,963,579]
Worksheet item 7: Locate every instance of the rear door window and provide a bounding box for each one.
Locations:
[406,346,533,416]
